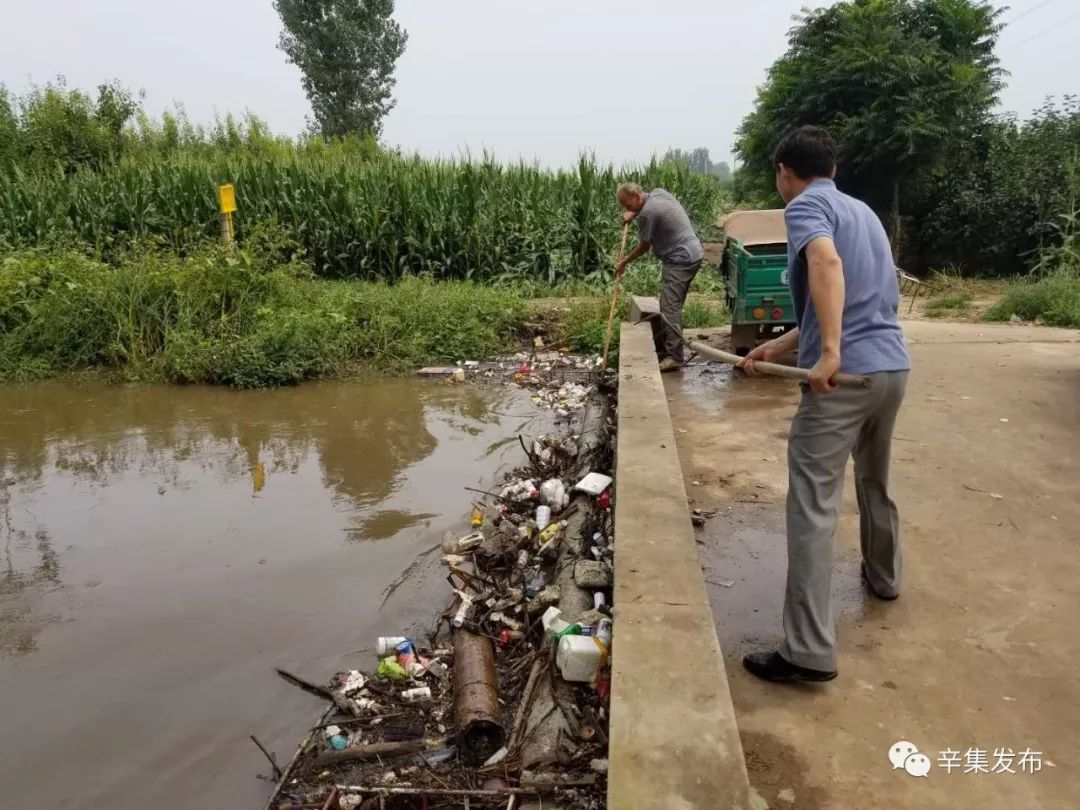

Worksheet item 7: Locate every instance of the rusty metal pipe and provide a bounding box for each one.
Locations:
[452,629,506,764]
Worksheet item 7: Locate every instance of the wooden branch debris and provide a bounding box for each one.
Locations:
[311,739,426,769]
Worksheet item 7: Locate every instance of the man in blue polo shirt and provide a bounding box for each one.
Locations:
[740,126,911,684]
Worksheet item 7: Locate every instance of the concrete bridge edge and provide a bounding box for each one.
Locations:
[607,321,758,810]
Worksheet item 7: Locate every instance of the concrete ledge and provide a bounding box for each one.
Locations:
[628,295,660,324]
[608,323,754,810]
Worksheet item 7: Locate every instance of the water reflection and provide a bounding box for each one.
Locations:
[0,377,536,658]
[0,488,60,656]
[0,378,509,507]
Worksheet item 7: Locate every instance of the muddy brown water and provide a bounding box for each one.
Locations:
[0,377,547,809]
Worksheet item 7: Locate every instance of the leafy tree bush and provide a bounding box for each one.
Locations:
[735,0,1003,255]
[909,98,1080,275]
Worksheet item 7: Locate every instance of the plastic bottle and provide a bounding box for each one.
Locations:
[596,618,613,648]
[556,635,608,682]
[377,636,409,656]
[556,622,583,640]
[535,505,551,531]
[536,520,568,556]
[452,592,473,628]
[470,505,485,527]
[541,606,570,640]
[395,640,417,671]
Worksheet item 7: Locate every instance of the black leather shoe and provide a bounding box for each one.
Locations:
[861,563,899,601]
[742,651,837,683]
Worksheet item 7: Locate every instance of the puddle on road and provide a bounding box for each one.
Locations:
[670,360,795,417]
[0,377,544,809]
[698,517,870,659]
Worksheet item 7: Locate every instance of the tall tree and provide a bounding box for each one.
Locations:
[275,0,407,138]
[662,146,732,182]
[735,0,1003,254]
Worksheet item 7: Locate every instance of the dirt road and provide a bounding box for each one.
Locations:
[665,319,1079,809]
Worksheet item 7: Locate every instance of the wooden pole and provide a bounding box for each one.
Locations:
[602,223,630,370]
[687,340,871,389]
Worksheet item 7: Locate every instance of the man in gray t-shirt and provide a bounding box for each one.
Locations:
[739,126,910,686]
[616,183,704,371]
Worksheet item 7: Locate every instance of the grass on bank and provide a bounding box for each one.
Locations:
[0,246,525,387]
[923,264,1080,328]
[0,245,729,387]
[983,268,1080,327]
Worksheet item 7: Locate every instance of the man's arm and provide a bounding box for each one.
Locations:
[616,242,650,277]
[738,327,799,376]
[805,236,845,393]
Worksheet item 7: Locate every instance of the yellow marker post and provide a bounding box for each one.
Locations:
[218,184,237,243]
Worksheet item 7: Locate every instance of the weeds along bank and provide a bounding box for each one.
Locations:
[0,149,727,284]
[0,246,525,387]
[0,243,729,388]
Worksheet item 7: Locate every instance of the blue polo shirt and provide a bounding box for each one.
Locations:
[785,179,910,374]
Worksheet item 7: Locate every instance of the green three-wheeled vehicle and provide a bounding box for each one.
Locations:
[719,209,798,355]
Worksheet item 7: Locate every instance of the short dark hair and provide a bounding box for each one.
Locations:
[772,126,837,180]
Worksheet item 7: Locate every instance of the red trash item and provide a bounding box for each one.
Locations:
[594,673,611,701]
[597,490,611,510]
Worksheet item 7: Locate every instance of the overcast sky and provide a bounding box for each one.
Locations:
[3,0,1078,168]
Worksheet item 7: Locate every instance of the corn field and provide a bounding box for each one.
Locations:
[0,151,727,282]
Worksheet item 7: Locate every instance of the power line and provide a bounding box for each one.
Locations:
[1002,0,1062,27]
[1003,9,1080,51]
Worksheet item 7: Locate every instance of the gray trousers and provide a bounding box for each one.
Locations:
[780,370,909,672]
[656,259,702,361]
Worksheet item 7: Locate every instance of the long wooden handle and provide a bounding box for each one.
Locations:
[687,340,871,389]
[601,223,631,370]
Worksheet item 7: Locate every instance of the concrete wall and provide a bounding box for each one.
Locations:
[608,322,755,810]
